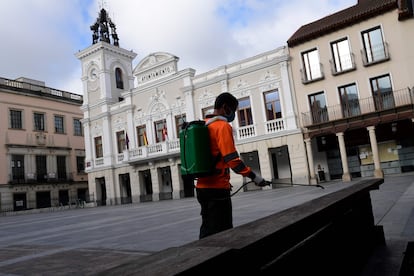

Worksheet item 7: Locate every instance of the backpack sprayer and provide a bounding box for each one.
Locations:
[179,120,215,179]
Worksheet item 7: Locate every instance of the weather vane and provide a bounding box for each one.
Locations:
[98,0,108,10]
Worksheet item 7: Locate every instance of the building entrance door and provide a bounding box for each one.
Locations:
[269,146,292,184]
[241,151,261,191]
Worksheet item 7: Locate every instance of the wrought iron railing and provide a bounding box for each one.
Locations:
[361,42,390,66]
[329,53,356,75]
[301,87,414,127]
[300,63,325,84]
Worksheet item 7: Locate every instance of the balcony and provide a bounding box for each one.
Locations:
[300,63,325,84]
[329,53,356,76]
[87,116,294,168]
[8,172,74,184]
[125,139,181,165]
[361,42,390,66]
[301,88,414,128]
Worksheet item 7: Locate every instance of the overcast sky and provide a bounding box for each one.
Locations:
[0,0,357,95]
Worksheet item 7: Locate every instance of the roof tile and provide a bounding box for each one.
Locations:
[287,0,397,47]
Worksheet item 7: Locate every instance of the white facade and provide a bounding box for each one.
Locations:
[78,37,307,205]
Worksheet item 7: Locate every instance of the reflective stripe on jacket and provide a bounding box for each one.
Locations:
[196,116,252,189]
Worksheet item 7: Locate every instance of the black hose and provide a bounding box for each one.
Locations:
[231,180,324,197]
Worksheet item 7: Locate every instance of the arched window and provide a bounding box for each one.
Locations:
[115,67,124,89]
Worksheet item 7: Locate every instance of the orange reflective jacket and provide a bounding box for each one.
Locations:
[196,116,252,189]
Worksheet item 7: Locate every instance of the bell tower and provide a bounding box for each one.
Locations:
[76,8,137,105]
[76,7,137,184]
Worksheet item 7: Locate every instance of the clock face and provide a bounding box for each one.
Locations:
[90,68,98,80]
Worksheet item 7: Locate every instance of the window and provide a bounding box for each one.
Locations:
[76,156,85,173]
[264,90,282,120]
[370,74,394,111]
[54,115,64,133]
[10,109,23,129]
[331,38,354,73]
[301,48,323,82]
[362,26,388,65]
[309,92,328,123]
[36,155,47,182]
[95,136,103,158]
[154,120,167,142]
[11,155,25,183]
[202,106,214,118]
[34,113,45,131]
[115,67,124,89]
[57,156,66,180]
[73,119,83,136]
[237,97,253,127]
[137,125,148,146]
[116,130,126,153]
[338,83,360,118]
[175,114,186,136]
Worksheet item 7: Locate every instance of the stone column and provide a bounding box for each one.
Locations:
[336,132,351,182]
[102,116,113,166]
[129,169,141,203]
[126,108,135,149]
[82,121,93,169]
[183,90,195,121]
[367,126,384,178]
[305,138,318,184]
[170,159,182,199]
[280,61,297,130]
[150,164,160,201]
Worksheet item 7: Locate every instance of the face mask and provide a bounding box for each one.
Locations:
[224,111,235,122]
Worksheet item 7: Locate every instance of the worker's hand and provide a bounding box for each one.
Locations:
[252,175,267,187]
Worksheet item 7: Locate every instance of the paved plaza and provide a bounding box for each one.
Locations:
[0,173,413,275]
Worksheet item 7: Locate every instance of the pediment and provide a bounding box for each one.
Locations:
[134,52,179,85]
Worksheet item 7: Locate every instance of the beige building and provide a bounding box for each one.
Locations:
[287,0,414,183]
[77,9,305,206]
[0,77,87,211]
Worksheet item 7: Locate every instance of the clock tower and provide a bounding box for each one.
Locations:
[76,8,137,105]
[76,8,137,203]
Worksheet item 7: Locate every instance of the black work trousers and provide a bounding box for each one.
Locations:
[196,188,233,239]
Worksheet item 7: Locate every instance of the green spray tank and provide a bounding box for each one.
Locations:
[179,120,214,178]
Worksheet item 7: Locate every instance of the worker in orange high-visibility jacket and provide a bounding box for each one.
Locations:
[196,92,267,239]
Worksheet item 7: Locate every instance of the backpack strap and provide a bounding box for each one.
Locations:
[205,115,228,126]
[205,115,229,175]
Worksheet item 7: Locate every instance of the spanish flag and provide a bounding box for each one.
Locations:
[143,131,148,146]
[162,126,168,141]
[125,132,130,149]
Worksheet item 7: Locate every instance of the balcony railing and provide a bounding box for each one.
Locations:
[300,63,325,84]
[329,53,356,75]
[8,172,74,184]
[237,125,256,139]
[88,117,293,167]
[361,42,390,66]
[125,139,181,163]
[301,87,414,127]
[265,118,286,134]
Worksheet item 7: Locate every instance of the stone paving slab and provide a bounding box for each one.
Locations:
[0,173,413,275]
[0,247,148,276]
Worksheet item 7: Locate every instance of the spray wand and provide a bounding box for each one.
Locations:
[231,180,324,197]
